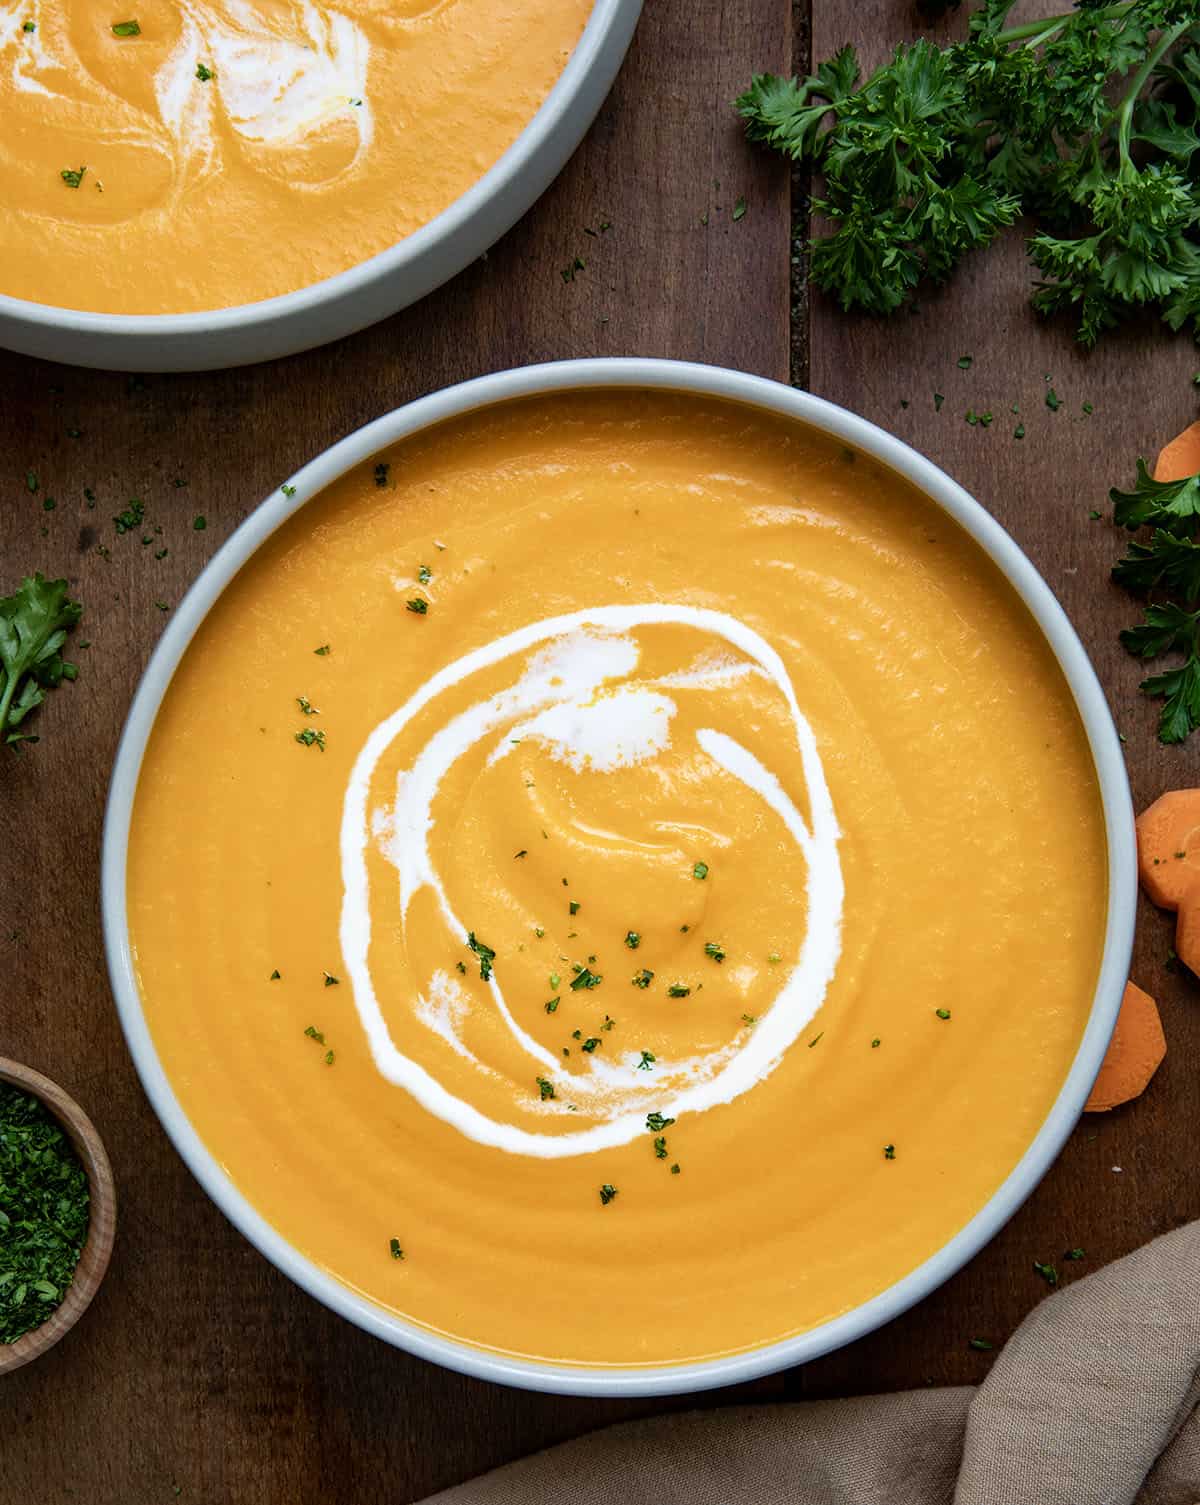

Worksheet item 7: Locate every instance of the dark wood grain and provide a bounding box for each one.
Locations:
[801,0,1200,1400]
[0,3,792,1503]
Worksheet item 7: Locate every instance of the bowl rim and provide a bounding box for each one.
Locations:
[0,1056,117,1374]
[101,357,1136,1397]
[0,0,632,340]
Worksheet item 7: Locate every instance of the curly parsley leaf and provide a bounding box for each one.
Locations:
[0,575,83,750]
[1112,529,1200,597]
[1110,457,1200,529]
[1121,602,1200,742]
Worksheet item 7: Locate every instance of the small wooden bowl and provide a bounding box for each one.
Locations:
[0,1057,116,1374]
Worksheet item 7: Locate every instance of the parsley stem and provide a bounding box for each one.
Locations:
[996,3,1129,44]
[0,673,18,739]
[1116,22,1190,168]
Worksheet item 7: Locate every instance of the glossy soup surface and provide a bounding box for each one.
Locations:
[127,390,1108,1366]
[0,0,592,314]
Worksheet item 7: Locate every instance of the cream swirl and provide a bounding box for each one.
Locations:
[340,606,844,1158]
[0,0,372,210]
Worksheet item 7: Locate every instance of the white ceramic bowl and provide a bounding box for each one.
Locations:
[102,358,1136,1395]
[0,2,641,374]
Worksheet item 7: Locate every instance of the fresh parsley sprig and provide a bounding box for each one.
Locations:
[738,2,1200,344]
[1109,457,1200,741]
[0,575,83,751]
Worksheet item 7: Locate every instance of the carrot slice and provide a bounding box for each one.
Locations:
[1085,981,1165,1113]
[1154,419,1200,483]
[1136,789,1200,910]
[1177,902,1200,979]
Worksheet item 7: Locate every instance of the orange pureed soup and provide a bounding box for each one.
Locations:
[0,1,592,314]
[127,390,1108,1366]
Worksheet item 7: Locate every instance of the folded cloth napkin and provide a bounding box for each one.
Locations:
[423,1221,1200,1505]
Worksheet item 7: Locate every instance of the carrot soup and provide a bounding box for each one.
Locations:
[0,0,592,314]
[127,390,1108,1365]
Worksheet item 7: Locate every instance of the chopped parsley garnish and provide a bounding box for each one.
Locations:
[113,498,145,534]
[703,941,725,962]
[455,961,467,975]
[22,20,34,31]
[374,463,390,488]
[1033,1259,1059,1287]
[1045,388,1062,412]
[570,966,602,991]
[732,195,747,221]
[692,861,709,880]
[808,1032,824,1047]
[324,1050,335,1065]
[466,931,496,981]
[637,1051,655,1070]
[883,1143,896,1160]
[935,1008,951,1020]
[581,1037,601,1053]
[304,1025,325,1044]
[193,515,206,530]
[389,1238,404,1260]
[598,1184,618,1205]
[1065,1247,1085,1261]
[968,1337,994,1352]
[544,997,560,1013]
[536,1076,555,1100]
[297,695,318,715]
[957,356,972,370]
[670,1163,681,1175]
[111,20,141,36]
[654,1136,669,1158]
[60,166,87,189]
[871,1037,881,1048]
[314,644,331,655]
[417,565,432,584]
[282,484,297,497]
[295,728,326,750]
[569,900,580,916]
[269,970,281,980]
[666,983,691,998]
[406,597,429,615]
[624,931,641,949]
[514,849,527,859]
[195,62,214,81]
[0,1083,90,1344]
[646,1112,675,1132]
[322,971,339,987]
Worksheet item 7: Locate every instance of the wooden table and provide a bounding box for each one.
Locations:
[3,3,1198,1499]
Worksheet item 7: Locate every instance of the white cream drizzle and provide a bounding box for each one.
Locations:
[0,0,372,197]
[340,606,844,1158]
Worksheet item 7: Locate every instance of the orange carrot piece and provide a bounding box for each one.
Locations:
[1136,789,1200,910]
[1154,419,1200,484]
[1177,902,1200,979]
[1085,981,1165,1113]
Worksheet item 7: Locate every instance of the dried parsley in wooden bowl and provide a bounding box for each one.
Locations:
[0,1057,116,1373]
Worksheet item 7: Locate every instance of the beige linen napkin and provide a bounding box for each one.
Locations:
[423,1221,1200,1505]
